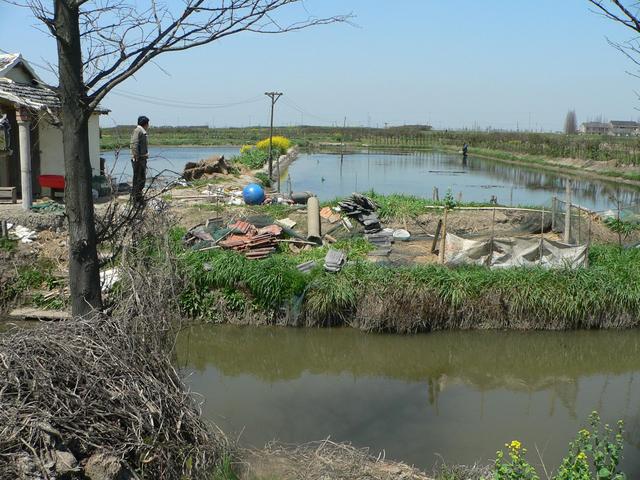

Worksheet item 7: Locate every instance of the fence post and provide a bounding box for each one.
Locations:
[431,219,442,254]
[586,215,592,268]
[564,180,572,244]
[489,206,497,267]
[433,187,439,202]
[539,207,545,265]
[1,220,7,239]
[577,205,581,244]
[551,196,557,231]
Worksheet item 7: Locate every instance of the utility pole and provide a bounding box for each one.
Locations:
[265,91,283,185]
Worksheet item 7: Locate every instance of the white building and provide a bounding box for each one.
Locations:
[579,122,609,135]
[0,53,107,208]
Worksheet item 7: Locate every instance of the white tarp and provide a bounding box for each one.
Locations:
[445,234,588,269]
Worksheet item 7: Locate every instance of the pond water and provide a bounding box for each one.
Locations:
[177,325,640,475]
[284,151,640,211]
[102,147,640,211]
[101,146,240,181]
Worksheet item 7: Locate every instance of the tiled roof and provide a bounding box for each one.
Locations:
[0,54,18,74]
[0,78,60,110]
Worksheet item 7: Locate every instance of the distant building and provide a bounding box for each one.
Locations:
[609,120,640,136]
[580,122,609,135]
[579,120,640,136]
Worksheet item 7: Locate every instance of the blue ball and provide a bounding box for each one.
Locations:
[242,183,265,205]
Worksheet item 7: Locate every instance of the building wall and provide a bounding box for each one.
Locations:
[5,65,32,84]
[38,113,102,191]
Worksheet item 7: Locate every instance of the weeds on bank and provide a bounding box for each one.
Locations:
[494,413,626,480]
[0,257,67,311]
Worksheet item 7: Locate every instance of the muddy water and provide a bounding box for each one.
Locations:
[177,325,640,475]
[284,150,640,211]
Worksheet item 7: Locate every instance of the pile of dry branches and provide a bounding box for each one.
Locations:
[244,440,432,480]
[0,312,228,479]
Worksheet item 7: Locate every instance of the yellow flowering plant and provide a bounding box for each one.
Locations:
[494,413,627,480]
[256,136,291,157]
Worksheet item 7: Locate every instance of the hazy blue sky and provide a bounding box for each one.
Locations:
[1,0,639,130]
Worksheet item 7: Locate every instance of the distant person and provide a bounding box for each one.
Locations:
[462,143,468,156]
[130,115,149,205]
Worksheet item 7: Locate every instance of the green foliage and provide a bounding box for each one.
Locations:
[443,188,457,210]
[604,217,639,239]
[2,259,63,307]
[494,441,539,480]
[0,237,17,252]
[366,191,490,220]
[212,455,239,480]
[254,171,272,188]
[174,238,640,331]
[179,249,307,318]
[494,413,626,480]
[233,148,269,170]
[555,412,626,480]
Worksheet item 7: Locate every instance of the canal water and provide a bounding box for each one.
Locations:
[102,147,640,211]
[177,325,640,475]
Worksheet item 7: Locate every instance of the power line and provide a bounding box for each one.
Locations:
[110,90,264,110]
[111,89,264,108]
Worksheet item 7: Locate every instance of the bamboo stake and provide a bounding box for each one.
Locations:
[439,209,448,264]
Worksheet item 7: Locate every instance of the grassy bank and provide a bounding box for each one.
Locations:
[175,233,640,333]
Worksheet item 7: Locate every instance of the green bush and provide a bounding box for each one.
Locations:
[233,148,269,170]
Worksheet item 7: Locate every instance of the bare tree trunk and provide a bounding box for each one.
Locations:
[55,0,102,316]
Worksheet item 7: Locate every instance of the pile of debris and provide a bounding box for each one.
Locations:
[184,218,284,260]
[182,155,232,181]
[338,193,382,234]
[218,221,282,260]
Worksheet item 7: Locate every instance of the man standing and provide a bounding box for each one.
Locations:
[130,115,149,204]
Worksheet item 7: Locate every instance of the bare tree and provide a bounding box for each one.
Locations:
[10,0,349,316]
[564,109,578,134]
[588,1,640,70]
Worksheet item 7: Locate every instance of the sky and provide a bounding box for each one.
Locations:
[1,0,639,131]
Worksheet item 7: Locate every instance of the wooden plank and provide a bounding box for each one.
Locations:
[8,307,71,321]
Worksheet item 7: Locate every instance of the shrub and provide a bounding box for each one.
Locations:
[256,135,291,157]
[233,148,269,170]
[254,171,272,187]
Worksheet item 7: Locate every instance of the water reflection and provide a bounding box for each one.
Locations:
[177,326,640,474]
[285,151,640,210]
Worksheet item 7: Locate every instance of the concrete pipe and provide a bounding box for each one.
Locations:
[307,196,322,245]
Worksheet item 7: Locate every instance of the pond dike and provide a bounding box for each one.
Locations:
[178,238,640,333]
